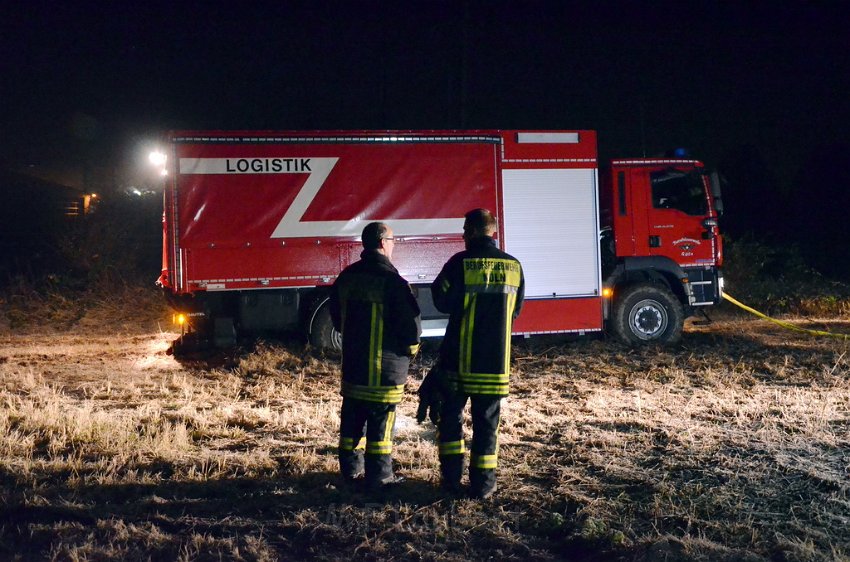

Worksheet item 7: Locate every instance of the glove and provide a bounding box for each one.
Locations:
[405,342,421,358]
[416,366,444,425]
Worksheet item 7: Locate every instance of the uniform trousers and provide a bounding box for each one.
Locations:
[338,397,397,484]
[437,393,501,494]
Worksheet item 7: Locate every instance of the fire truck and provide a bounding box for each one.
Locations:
[157,130,723,350]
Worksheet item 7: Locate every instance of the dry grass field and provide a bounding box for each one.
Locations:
[1,291,848,561]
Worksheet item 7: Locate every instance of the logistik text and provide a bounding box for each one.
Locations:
[225,158,312,173]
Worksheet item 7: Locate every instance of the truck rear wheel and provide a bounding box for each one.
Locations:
[309,301,342,351]
[612,283,684,345]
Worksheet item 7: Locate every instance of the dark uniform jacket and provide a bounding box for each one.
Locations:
[330,250,421,404]
[431,236,524,396]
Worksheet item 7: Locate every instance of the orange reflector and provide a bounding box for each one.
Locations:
[602,287,614,298]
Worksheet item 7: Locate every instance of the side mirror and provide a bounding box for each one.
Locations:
[709,171,724,216]
[702,217,718,239]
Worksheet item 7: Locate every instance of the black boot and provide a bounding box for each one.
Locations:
[364,454,398,490]
[440,455,465,494]
[339,452,365,481]
[469,467,497,500]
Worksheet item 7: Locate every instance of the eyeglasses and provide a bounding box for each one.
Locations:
[382,237,395,241]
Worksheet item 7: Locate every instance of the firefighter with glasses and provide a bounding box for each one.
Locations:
[422,208,524,499]
[330,222,421,490]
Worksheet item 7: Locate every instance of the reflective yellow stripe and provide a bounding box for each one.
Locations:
[368,303,377,385]
[368,302,384,387]
[460,292,476,375]
[459,383,509,395]
[439,440,466,456]
[462,372,509,383]
[375,303,383,384]
[466,295,476,375]
[339,437,366,451]
[459,293,469,374]
[366,440,393,455]
[383,411,395,443]
[504,291,516,375]
[496,414,501,457]
[369,410,395,455]
[341,382,405,403]
[471,453,498,469]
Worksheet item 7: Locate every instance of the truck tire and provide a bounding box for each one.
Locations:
[309,302,342,350]
[612,283,684,345]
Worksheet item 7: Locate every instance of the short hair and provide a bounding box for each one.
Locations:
[361,222,389,250]
[463,208,497,238]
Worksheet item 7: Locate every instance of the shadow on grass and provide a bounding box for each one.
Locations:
[0,465,453,560]
[165,332,324,370]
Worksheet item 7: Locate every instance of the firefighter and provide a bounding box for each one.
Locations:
[426,208,524,499]
[329,222,421,490]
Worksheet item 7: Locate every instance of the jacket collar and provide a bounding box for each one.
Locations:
[360,249,398,272]
[466,236,497,250]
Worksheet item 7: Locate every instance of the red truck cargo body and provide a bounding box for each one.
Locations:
[162,130,603,336]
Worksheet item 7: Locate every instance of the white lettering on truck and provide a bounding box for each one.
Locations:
[224,158,312,173]
[179,158,312,174]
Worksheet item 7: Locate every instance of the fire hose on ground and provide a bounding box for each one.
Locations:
[721,293,849,340]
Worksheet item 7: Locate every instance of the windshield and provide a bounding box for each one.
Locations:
[650,168,708,216]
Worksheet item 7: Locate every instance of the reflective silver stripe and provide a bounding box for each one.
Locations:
[173,135,501,144]
[465,284,520,294]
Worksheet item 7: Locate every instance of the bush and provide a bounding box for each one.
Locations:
[722,235,850,316]
[55,191,162,287]
[0,190,167,333]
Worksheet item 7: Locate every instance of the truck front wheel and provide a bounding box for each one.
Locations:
[612,283,684,345]
[309,301,342,351]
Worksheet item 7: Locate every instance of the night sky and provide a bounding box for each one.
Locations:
[2,1,849,265]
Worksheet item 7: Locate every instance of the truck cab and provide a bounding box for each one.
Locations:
[600,158,724,343]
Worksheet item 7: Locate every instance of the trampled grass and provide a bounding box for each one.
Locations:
[0,301,848,561]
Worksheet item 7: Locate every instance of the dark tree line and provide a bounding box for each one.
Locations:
[0,170,161,288]
[719,141,850,281]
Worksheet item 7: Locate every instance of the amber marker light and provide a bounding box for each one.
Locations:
[172,313,187,335]
[602,287,614,298]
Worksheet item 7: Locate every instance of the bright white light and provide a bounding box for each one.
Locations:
[160,169,168,176]
[149,151,167,166]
